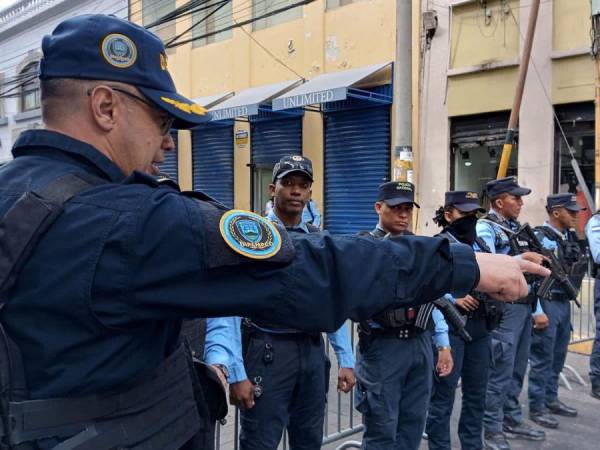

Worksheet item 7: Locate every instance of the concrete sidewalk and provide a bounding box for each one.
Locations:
[324,351,600,450]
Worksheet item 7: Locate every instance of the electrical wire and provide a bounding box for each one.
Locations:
[0,0,310,96]
[233,14,303,79]
[167,0,315,48]
[0,0,255,74]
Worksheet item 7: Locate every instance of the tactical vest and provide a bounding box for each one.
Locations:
[535,225,588,292]
[0,174,210,450]
[479,213,527,256]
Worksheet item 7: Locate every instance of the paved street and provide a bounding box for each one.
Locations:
[323,351,600,450]
[215,336,600,449]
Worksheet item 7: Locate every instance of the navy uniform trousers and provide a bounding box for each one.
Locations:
[426,318,490,450]
[483,303,532,433]
[591,280,600,389]
[239,332,328,450]
[528,297,571,412]
[355,332,433,450]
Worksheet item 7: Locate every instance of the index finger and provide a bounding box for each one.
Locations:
[518,260,551,277]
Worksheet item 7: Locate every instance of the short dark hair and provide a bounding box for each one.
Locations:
[41,78,101,121]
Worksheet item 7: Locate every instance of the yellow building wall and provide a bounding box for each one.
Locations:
[553,56,595,105]
[132,0,421,209]
[553,0,590,51]
[450,0,519,69]
[447,67,518,117]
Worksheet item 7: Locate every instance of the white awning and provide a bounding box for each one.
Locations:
[209,79,303,121]
[192,91,234,109]
[272,62,392,111]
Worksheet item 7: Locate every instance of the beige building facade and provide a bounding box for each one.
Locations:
[419,0,594,234]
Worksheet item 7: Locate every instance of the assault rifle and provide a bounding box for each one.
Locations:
[433,297,472,342]
[512,224,581,307]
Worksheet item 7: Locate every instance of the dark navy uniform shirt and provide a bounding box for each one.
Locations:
[0,130,478,400]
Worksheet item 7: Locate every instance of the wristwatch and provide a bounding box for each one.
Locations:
[437,346,452,352]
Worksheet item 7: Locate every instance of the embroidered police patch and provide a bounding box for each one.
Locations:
[220,210,282,259]
[101,33,137,68]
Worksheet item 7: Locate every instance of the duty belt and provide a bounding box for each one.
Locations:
[360,325,424,340]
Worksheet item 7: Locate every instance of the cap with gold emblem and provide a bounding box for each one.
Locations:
[39,14,209,128]
[377,181,420,208]
[444,191,485,213]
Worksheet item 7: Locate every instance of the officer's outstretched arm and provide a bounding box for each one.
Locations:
[93,196,534,333]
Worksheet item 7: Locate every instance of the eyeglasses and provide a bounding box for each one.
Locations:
[87,85,175,136]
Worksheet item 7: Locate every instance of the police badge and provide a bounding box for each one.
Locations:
[219,210,282,259]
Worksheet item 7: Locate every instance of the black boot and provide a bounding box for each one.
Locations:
[530,410,559,429]
[591,383,600,400]
[503,418,546,441]
[484,431,511,450]
[546,399,577,417]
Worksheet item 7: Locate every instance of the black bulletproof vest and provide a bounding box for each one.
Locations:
[0,174,206,450]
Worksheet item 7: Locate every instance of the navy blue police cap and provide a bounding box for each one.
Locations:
[377,181,420,208]
[39,14,210,129]
[485,176,531,199]
[444,191,485,213]
[272,155,314,182]
[546,193,585,211]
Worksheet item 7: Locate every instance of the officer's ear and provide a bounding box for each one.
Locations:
[268,183,276,197]
[88,85,118,132]
[374,201,383,215]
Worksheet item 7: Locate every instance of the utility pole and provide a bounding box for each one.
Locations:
[496,0,540,179]
[393,0,413,183]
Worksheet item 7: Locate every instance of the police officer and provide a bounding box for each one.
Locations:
[354,181,453,450]
[478,177,548,450]
[0,14,541,450]
[228,155,356,450]
[527,194,584,428]
[426,190,495,450]
[584,207,600,399]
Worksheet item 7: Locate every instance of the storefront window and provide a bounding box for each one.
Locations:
[450,112,517,195]
[553,103,594,196]
[253,165,274,215]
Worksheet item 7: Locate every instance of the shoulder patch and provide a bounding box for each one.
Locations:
[220,210,282,259]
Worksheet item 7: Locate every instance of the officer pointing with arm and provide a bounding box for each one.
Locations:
[0,15,544,450]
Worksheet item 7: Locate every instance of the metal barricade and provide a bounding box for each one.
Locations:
[214,321,363,449]
[570,275,596,344]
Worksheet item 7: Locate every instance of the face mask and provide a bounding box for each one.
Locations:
[443,214,478,245]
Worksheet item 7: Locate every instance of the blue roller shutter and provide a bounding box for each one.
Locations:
[191,124,234,207]
[324,105,390,234]
[158,130,179,182]
[250,115,303,165]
